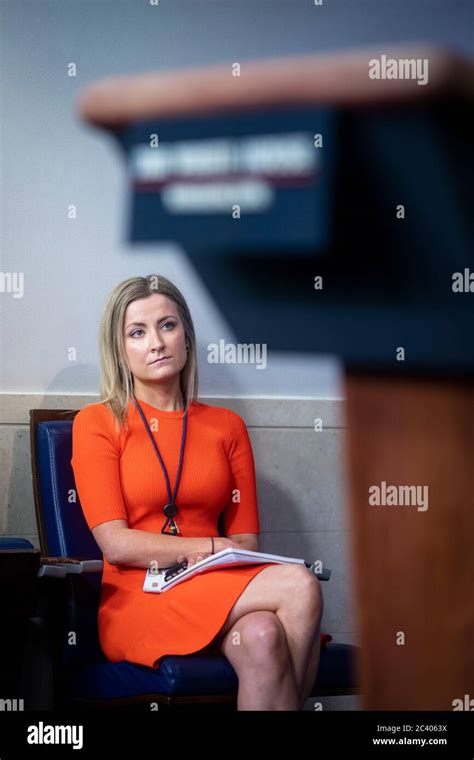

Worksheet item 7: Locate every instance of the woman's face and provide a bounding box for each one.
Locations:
[122,293,188,387]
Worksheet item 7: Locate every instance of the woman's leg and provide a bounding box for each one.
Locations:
[209,564,323,707]
[218,610,300,710]
[272,568,323,703]
[296,620,323,706]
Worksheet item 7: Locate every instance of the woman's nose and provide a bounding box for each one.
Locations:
[150,329,166,349]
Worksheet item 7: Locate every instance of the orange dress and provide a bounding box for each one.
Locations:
[70,399,278,669]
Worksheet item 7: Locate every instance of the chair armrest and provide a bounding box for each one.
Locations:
[37,558,103,578]
[304,562,331,581]
[317,567,331,582]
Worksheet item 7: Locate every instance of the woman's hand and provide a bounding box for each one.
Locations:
[177,537,242,567]
[214,537,242,553]
[176,550,212,568]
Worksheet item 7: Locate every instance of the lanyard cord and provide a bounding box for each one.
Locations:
[133,395,188,534]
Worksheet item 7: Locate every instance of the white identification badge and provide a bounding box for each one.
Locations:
[143,567,167,592]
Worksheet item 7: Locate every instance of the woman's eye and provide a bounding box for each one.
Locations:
[129,322,174,338]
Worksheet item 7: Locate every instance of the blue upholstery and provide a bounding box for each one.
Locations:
[0,537,34,550]
[36,420,106,668]
[35,416,358,704]
[37,421,101,560]
[69,643,358,701]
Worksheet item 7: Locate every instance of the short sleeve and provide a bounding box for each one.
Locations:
[70,404,129,531]
[221,409,260,535]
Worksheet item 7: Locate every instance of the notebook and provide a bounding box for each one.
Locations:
[143,547,330,593]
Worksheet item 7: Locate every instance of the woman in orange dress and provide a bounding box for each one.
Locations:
[71,274,323,710]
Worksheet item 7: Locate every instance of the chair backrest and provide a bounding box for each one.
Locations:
[30,409,106,669]
[30,409,102,560]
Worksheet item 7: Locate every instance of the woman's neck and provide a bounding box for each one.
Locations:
[133,384,184,412]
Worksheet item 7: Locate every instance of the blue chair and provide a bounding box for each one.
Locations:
[30,408,360,710]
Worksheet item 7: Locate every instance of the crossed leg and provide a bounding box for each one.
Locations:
[206,563,323,710]
[219,610,300,710]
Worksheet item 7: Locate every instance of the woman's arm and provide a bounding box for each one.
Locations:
[221,410,261,540]
[93,519,217,569]
[227,532,259,552]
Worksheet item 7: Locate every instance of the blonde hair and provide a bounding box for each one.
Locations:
[98,274,199,431]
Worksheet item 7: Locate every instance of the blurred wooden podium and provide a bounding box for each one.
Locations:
[77,44,474,710]
[344,373,473,710]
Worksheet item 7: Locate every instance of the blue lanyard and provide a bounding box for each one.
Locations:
[133,396,188,535]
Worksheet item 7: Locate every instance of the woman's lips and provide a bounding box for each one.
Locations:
[149,356,171,365]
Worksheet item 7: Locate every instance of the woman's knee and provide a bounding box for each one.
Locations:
[284,565,324,617]
[225,611,289,670]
